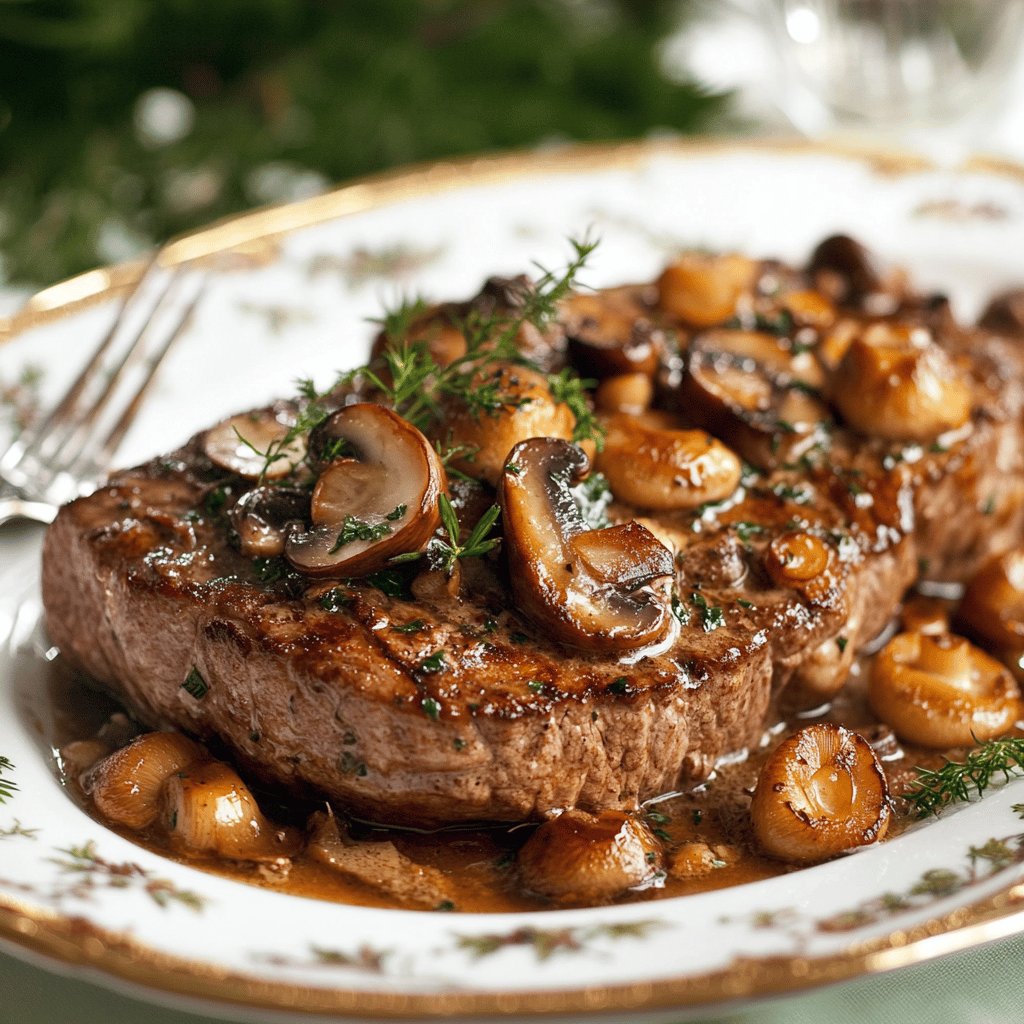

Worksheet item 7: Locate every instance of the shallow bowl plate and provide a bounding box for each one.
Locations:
[2,140,1024,1022]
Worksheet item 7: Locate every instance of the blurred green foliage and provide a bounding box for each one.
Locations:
[0,0,723,286]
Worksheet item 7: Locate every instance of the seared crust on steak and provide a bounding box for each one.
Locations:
[41,246,1024,827]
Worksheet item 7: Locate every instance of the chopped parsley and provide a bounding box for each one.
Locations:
[318,588,352,612]
[419,651,447,674]
[329,515,392,553]
[181,667,208,700]
[421,697,442,721]
[691,592,725,632]
[392,618,426,634]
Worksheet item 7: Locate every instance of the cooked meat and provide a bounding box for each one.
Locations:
[40,243,1024,827]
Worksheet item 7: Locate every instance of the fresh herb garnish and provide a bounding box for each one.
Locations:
[421,697,442,721]
[253,556,289,583]
[392,618,426,634]
[0,757,17,804]
[608,676,629,695]
[903,737,1024,817]
[732,521,765,543]
[337,237,598,435]
[394,496,501,576]
[318,588,352,612]
[364,569,407,598]
[419,651,447,674]
[546,367,604,450]
[691,592,725,632]
[329,515,393,553]
[181,668,208,700]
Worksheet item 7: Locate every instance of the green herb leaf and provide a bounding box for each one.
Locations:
[328,515,392,553]
[903,737,1024,817]
[691,592,725,632]
[0,757,17,805]
[181,668,209,700]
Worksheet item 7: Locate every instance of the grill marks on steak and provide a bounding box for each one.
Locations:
[41,270,1024,827]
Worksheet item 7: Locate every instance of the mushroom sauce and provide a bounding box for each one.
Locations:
[47,236,1024,911]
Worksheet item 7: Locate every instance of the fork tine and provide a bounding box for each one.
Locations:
[42,269,187,477]
[0,256,162,482]
[67,274,207,486]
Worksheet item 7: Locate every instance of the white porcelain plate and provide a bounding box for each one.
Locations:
[2,141,1024,1023]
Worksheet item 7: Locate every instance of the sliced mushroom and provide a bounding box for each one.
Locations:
[978,289,1024,337]
[679,328,830,469]
[517,809,663,904]
[162,760,301,862]
[85,731,205,830]
[868,631,1022,748]
[560,286,662,378]
[657,252,758,327]
[830,323,972,442]
[807,234,905,314]
[229,486,310,558]
[594,411,741,511]
[750,724,891,864]
[500,438,674,652]
[203,410,305,480]
[285,404,445,578]
[436,363,575,485]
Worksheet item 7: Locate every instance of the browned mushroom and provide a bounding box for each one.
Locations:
[517,809,663,904]
[500,438,674,652]
[959,549,1024,672]
[229,486,310,558]
[678,328,830,469]
[85,732,206,830]
[594,411,741,511]
[657,252,758,327]
[285,404,446,577]
[560,286,663,378]
[203,410,305,480]
[162,760,301,862]
[436,363,575,486]
[978,289,1024,337]
[830,323,971,442]
[868,631,1021,748]
[751,724,891,863]
[807,234,905,313]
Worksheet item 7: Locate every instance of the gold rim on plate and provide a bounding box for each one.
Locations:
[2,136,1024,1019]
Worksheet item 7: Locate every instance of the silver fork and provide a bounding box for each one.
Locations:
[0,258,206,527]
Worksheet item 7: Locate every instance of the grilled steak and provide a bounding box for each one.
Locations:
[41,240,1024,827]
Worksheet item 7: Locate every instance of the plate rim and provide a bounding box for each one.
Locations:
[3,135,1024,1020]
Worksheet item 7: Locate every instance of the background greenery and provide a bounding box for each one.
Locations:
[0,0,723,288]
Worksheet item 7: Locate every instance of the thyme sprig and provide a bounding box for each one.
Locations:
[237,377,331,482]
[0,756,17,804]
[547,367,605,450]
[902,737,1024,818]
[391,495,501,576]
[338,236,600,436]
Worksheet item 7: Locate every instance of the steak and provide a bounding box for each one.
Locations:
[40,245,1024,827]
